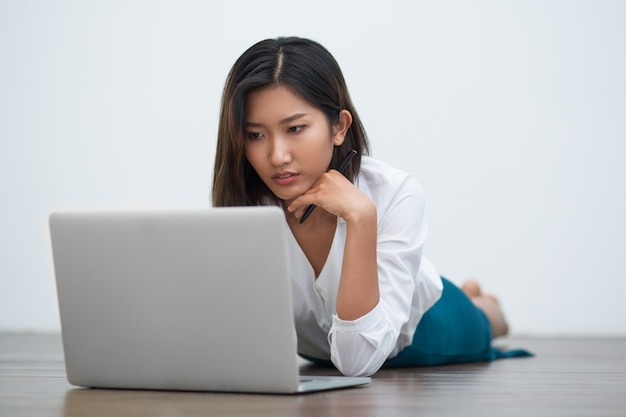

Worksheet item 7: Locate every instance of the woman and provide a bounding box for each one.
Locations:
[212,36,528,377]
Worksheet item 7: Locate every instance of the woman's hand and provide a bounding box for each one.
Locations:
[287,170,375,223]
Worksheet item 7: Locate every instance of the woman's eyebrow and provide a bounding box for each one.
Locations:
[279,113,307,124]
[245,113,308,127]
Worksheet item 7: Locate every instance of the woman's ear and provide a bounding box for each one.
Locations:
[332,110,353,146]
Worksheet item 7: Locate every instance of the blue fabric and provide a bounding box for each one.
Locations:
[383,277,532,368]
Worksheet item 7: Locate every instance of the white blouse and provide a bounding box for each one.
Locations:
[287,156,443,377]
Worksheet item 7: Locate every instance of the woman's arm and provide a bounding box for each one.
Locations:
[336,201,379,320]
[329,174,430,377]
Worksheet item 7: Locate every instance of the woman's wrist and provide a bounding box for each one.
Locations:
[343,199,377,225]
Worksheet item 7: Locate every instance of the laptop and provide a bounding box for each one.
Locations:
[49,206,370,394]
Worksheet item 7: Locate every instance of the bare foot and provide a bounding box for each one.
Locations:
[461,279,510,338]
[461,279,481,298]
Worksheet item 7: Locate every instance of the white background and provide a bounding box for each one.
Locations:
[1,0,625,336]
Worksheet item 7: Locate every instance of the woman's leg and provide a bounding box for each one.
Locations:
[462,280,509,338]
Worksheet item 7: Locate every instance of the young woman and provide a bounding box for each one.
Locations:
[212,37,530,377]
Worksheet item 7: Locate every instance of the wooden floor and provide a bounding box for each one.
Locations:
[1,334,625,416]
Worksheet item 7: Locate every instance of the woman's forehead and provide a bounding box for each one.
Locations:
[245,86,320,123]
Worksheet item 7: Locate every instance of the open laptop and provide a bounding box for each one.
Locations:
[49,207,370,394]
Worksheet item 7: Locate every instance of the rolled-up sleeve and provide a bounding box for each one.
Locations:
[329,301,396,376]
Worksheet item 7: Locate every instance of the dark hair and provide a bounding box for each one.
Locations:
[212,36,370,207]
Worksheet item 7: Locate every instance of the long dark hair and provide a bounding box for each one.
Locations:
[212,36,370,207]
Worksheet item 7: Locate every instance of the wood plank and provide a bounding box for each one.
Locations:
[1,334,625,416]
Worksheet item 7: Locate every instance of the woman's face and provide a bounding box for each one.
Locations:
[244,86,346,206]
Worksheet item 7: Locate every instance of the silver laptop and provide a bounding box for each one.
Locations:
[49,207,370,394]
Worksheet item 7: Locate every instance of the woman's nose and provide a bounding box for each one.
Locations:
[269,138,292,167]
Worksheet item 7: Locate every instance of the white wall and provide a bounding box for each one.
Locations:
[1,0,625,336]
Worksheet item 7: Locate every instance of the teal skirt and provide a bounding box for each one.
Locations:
[383,277,532,368]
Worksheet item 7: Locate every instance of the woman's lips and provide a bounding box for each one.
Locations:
[271,171,299,186]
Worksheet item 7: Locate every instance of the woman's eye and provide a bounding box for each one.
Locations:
[288,125,305,134]
[246,132,264,140]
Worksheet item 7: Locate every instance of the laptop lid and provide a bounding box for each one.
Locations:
[49,207,370,393]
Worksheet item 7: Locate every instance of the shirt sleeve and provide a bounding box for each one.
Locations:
[327,174,428,377]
